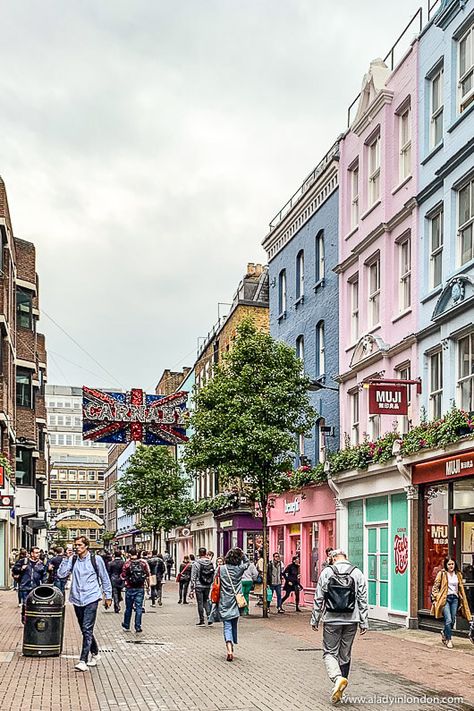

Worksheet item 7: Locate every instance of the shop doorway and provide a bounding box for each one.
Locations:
[456,512,474,631]
[367,525,389,618]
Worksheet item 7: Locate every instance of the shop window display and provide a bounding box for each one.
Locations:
[422,484,448,609]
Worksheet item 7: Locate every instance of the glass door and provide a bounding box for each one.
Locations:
[457,512,474,631]
[367,525,389,611]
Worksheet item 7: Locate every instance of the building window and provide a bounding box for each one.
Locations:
[430,68,444,147]
[350,277,359,342]
[458,333,474,411]
[298,433,305,457]
[458,23,474,113]
[50,470,57,480]
[399,106,411,181]
[278,269,287,315]
[50,489,58,499]
[60,490,67,501]
[430,350,443,420]
[57,415,64,426]
[397,363,411,435]
[351,391,359,446]
[316,322,325,377]
[17,289,33,329]
[89,491,97,500]
[459,179,474,265]
[69,490,77,500]
[98,472,104,481]
[430,208,443,288]
[399,237,411,311]
[316,231,325,282]
[16,369,32,408]
[369,415,381,441]
[296,250,304,300]
[88,471,96,481]
[350,164,359,228]
[296,335,304,363]
[16,447,33,487]
[49,414,57,426]
[368,135,381,206]
[79,490,87,501]
[368,258,380,327]
[68,470,76,481]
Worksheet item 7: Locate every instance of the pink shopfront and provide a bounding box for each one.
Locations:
[268,483,336,605]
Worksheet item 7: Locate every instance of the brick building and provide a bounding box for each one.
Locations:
[0,178,49,588]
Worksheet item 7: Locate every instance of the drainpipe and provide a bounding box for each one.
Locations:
[324,460,346,551]
[392,438,418,629]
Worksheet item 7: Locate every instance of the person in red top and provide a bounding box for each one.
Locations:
[121,548,150,633]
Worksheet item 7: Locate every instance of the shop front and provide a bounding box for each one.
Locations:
[215,511,262,558]
[190,511,217,554]
[413,446,474,634]
[267,483,336,605]
[335,464,412,625]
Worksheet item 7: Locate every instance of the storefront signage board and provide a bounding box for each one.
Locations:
[368,383,408,415]
[413,450,474,484]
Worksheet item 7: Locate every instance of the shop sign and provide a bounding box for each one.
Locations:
[0,494,13,508]
[413,450,474,484]
[393,529,408,575]
[181,528,191,537]
[0,465,4,488]
[430,524,448,545]
[220,519,233,529]
[289,523,300,535]
[284,498,300,515]
[446,457,473,476]
[369,383,408,415]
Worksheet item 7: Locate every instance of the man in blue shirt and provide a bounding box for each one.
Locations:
[58,535,112,672]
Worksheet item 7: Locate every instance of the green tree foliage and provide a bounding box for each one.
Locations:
[183,319,316,616]
[115,445,194,550]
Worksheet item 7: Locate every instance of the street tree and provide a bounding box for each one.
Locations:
[115,445,194,551]
[183,319,316,617]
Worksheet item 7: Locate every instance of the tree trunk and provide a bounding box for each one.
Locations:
[152,528,158,552]
[261,501,269,619]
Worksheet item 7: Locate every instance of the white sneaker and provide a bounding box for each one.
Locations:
[331,676,348,704]
[87,654,101,666]
[75,661,88,672]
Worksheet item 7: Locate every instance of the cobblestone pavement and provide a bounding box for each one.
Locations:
[1,586,473,711]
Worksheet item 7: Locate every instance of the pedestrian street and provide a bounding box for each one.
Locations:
[0,585,473,711]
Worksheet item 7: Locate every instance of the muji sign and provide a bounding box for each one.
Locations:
[82,387,188,445]
[368,383,408,415]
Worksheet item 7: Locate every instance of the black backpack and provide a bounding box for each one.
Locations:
[199,562,214,586]
[127,560,147,587]
[324,565,357,613]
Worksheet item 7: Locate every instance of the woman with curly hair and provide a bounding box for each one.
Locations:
[209,547,248,661]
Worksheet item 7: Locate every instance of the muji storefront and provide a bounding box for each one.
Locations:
[267,483,336,605]
[413,445,474,634]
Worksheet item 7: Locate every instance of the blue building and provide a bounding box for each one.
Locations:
[262,141,340,466]
[415,0,474,631]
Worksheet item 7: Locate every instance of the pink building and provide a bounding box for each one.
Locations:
[337,46,420,443]
[267,484,336,605]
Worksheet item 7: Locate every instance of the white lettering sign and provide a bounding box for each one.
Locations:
[375,390,401,410]
[284,499,300,515]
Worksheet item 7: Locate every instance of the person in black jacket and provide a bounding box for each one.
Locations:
[177,555,192,604]
[281,555,302,611]
[12,546,48,623]
[108,551,125,613]
[148,551,166,606]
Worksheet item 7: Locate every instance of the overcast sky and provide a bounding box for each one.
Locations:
[1,0,425,392]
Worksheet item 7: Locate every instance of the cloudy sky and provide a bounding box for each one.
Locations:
[1,0,425,392]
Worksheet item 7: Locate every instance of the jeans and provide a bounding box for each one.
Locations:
[53,579,66,595]
[124,588,145,631]
[281,585,300,608]
[270,583,282,608]
[19,590,29,624]
[179,580,190,603]
[322,623,358,683]
[241,580,253,615]
[112,584,123,613]
[74,601,99,663]
[223,617,238,644]
[443,594,459,641]
[195,587,211,622]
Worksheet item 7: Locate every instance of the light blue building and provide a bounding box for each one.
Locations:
[417,0,474,420]
[262,141,340,466]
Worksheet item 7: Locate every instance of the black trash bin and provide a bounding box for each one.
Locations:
[23,584,65,657]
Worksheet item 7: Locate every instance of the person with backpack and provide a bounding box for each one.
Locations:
[311,548,368,704]
[57,536,112,671]
[121,547,150,633]
[108,551,125,613]
[191,547,215,625]
[48,546,66,593]
[12,546,48,623]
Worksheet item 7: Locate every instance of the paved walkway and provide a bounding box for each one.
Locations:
[0,585,473,711]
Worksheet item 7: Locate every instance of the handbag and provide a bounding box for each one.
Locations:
[210,568,221,604]
[224,565,247,609]
[176,562,191,584]
[149,574,157,586]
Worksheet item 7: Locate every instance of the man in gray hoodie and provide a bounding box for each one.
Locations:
[190,547,215,625]
[311,548,368,704]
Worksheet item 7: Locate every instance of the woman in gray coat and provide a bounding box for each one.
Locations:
[209,547,248,661]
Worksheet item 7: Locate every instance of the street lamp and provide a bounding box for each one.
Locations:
[307,379,339,393]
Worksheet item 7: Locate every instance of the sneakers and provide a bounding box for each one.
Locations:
[277,607,285,614]
[87,654,101,667]
[446,640,453,648]
[158,601,162,606]
[75,661,88,672]
[136,628,143,633]
[121,624,131,632]
[331,676,348,704]
[196,621,205,626]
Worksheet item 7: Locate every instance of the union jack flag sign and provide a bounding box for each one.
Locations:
[82,386,188,445]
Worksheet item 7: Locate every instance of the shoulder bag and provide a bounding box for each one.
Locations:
[210,566,221,604]
[224,564,246,609]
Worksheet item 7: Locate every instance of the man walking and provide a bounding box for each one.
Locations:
[311,548,368,704]
[121,547,150,633]
[147,550,165,607]
[267,552,285,613]
[12,546,48,623]
[48,546,66,593]
[165,552,174,581]
[191,547,215,625]
[108,550,125,613]
[58,536,112,671]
